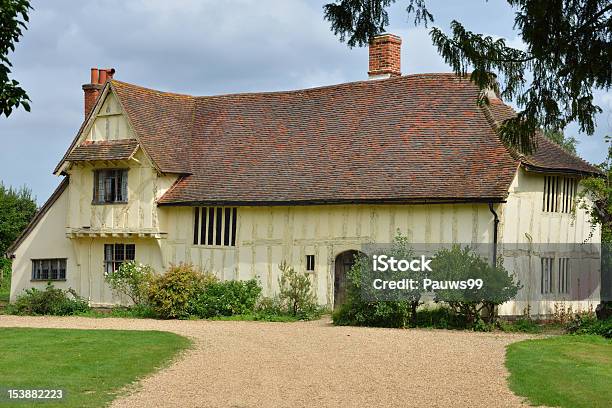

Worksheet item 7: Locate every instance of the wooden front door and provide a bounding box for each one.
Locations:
[334,250,359,309]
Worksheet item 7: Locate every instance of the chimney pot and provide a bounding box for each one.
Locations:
[90,68,99,84]
[368,33,401,79]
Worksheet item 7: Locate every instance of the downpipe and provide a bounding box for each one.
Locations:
[488,202,499,267]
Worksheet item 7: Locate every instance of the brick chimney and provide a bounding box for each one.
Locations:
[368,34,401,79]
[82,68,115,118]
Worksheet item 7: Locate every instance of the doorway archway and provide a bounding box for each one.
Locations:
[334,250,364,309]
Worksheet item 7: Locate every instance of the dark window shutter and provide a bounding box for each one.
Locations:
[193,207,200,245]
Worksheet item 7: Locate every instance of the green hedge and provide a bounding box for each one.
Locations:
[188,279,262,318]
[6,283,90,316]
[566,314,612,338]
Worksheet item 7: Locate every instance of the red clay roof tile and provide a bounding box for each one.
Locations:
[61,74,600,205]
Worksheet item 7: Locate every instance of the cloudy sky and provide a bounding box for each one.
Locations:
[1,0,610,204]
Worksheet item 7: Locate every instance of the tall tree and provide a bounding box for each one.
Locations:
[0,182,37,255]
[578,137,612,243]
[0,0,31,117]
[324,0,611,154]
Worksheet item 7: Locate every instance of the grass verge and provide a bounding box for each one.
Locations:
[506,335,612,408]
[0,327,191,407]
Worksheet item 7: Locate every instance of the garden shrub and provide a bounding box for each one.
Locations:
[414,306,469,329]
[333,298,411,328]
[188,279,262,318]
[497,318,542,333]
[105,261,154,306]
[148,263,216,319]
[278,261,321,319]
[332,235,419,328]
[124,304,158,319]
[565,313,612,338]
[7,283,89,316]
[332,252,412,328]
[253,296,287,318]
[430,245,521,324]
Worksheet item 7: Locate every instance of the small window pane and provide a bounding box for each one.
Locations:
[115,244,125,261]
[125,244,135,261]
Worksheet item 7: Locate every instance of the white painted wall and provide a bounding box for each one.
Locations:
[10,186,74,301]
[160,203,495,305]
[498,168,601,316]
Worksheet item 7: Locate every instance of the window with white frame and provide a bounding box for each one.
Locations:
[558,258,571,294]
[93,169,128,204]
[542,175,577,213]
[541,257,554,294]
[104,244,135,274]
[193,207,237,247]
[31,259,67,281]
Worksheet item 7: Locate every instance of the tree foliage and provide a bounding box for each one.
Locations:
[0,0,31,117]
[324,0,611,154]
[543,129,578,155]
[0,182,37,255]
[430,245,521,323]
[578,137,612,242]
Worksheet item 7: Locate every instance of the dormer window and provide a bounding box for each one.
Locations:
[93,169,128,204]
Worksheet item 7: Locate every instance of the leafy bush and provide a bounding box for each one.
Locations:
[105,261,154,306]
[147,263,216,319]
[332,249,413,328]
[7,283,89,316]
[188,279,262,318]
[333,299,411,328]
[414,306,469,329]
[278,261,320,319]
[430,245,521,324]
[498,318,542,333]
[333,234,427,328]
[566,314,612,338]
[252,296,289,319]
[77,304,159,319]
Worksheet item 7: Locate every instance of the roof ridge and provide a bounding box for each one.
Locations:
[111,80,196,99]
[112,72,473,100]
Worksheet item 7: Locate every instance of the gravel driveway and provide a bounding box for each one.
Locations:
[0,316,531,407]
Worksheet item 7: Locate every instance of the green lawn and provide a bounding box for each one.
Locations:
[506,335,612,408]
[0,328,191,407]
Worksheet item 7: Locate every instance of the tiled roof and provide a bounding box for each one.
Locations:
[112,82,195,174]
[66,139,139,162]
[61,74,601,205]
[485,101,601,175]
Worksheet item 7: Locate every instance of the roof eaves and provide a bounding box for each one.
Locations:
[156,196,509,207]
